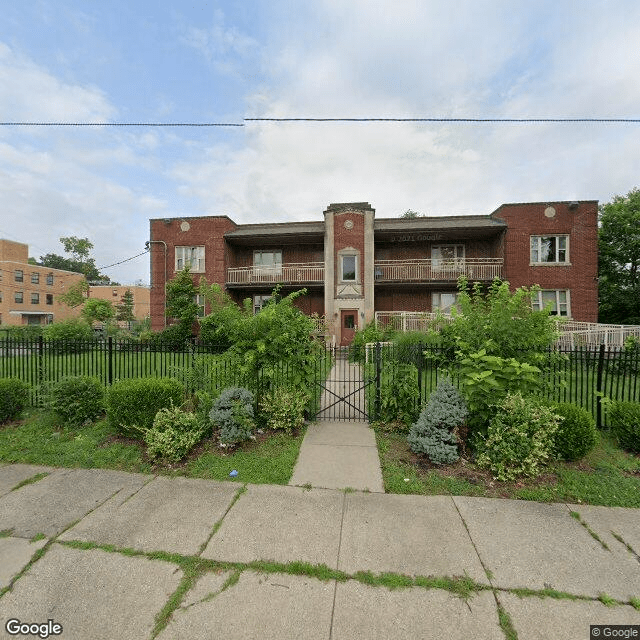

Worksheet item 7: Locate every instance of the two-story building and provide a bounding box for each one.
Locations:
[149,200,598,345]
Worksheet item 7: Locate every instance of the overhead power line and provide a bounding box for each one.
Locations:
[98,249,149,271]
[0,122,244,127]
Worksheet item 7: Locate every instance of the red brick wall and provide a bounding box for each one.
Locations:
[149,216,237,330]
[375,238,501,261]
[375,288,432,312]
[230,244,323,267]
[493,202,598,321]
[333,211,366,289]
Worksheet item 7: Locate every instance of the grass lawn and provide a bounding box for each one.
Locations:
[375,427,640,508]
[0,410,305,485]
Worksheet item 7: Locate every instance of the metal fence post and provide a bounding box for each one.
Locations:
[374,342,382,420]
[596,343,605,429]
[108,337,114,386]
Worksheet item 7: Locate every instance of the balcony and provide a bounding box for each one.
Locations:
[373,258,503,283]
[226,262,325,286]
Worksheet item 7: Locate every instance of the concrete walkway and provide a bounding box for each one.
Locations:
[1,464,639,639]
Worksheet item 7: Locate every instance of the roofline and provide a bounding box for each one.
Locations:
[0,260,85,276]
[149,214,236,224]
[491,199,598,213]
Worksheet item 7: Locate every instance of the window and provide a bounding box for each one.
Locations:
[253,250,282,276]
[15,269,23,283]
[432,292,460,314]
[31,272,40,284]
[532,290,570,317]
[31,293,40,305]
[431,245,465,268]
[46,294,53,305]
[530,236,568,264]
[344,314,355,329]
[175,246,205,272]
[113,289,119,297]
[253,295,272,314]
[194,294,205,318]
[15,291,23,304]
[46,273,54,286]
[341,255,357,281]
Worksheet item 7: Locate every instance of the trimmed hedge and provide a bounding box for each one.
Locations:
[0,378,30,424]
[549,402,597,461]
[106,377,185,437]
[608,401,640,453]
[47,376,105,427]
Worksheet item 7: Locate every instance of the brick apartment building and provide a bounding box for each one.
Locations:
[0,239,84,326]
[88,285,151,323]
[149,200,598,345]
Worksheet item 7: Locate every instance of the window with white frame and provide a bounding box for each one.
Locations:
[175,246,205,272]
[194,294,206,318]
[432,292,460,314]
[253,294,272,314]
[431,245,465,268]
[341,255,357,281]
[532,290,570,316]
[253,250,282,276]
[530,236,568,264]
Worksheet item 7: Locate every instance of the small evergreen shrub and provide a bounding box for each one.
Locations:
[47,376,105,427]
[407,378,468,465]
[260,387,308,432]
[549,402,597,461]
[209,387,255,445]
[0,378,30,424]
[145,406,205,462]
[106,377,185,437]
[608,401,640,453]
[476,393,561,481]
[43,319,94,352]
[378,363,419,429]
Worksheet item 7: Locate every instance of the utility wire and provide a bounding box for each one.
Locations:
[0,122,243,127]
[97,249,149,271]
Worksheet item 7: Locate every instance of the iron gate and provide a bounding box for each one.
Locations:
[314,345,379,422]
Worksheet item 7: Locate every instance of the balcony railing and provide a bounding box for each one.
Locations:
[226,262,325,285]
[373,258,503,282]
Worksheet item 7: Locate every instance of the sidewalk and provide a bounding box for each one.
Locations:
[1,463,639,639]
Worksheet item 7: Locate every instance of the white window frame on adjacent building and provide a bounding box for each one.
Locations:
[530,235,569,264]
[432,292,460,315]
[532,290,571,317]
[194,294,206,318]
[253,294,272,314]
[340,255,357,282]
[253,250,282,276]
[175,246,205,272]
[431,245,465,268]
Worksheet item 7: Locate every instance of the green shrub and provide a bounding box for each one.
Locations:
[549,402,597,461]
[350,320,390,363]
[145,406,205,462]
[106,378,185,437]
[476,393,561,481]
[378,362,419,428]
[607,401,640,453]
[47,376,105,427]
[260,387,309,432]
[209,387,255,445]
[149,323,192,351]
[0,378,30,424]
[407,378,468,465]
[43,319,94,347]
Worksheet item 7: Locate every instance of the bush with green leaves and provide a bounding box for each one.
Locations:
[607,400,640,453]
[106,377,185,437]
[407,378,468,465]
[209,387,255,445]
[378,363,419,428]
[476,393,561,481]
[350,320,390,363]
[145,406,205,462]
[47,376,105,427]
[548,402,597,461]
[0,378,30,424]
[259,387,309,432]
[43,319,94,352]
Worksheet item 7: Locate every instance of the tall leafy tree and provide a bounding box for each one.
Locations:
[39,236,111,283]
[165,267,199,328]
[81,299,115,325]
[598,188,640,324]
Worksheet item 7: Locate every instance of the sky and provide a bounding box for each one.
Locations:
[1,0,639,285]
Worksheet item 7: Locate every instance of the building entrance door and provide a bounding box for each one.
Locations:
[340,309,358,346]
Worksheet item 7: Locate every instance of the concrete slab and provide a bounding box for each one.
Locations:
[180,570,233,608]
[157,570,335,640]
[202,484,344,566]
[302,422,377,446]
[338,493,486,582]
[499,593,640,640]
[332,582,503,640]
[454,497,640,601]
[0,543,181,640]
[61,476,242,555]
[0,468,149,538]
[571,504,640,558]
[0,464,54,497]
[289,443,384,492]
[0,536,47,589]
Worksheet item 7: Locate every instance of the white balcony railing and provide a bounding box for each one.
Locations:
[373,258,503,282]
[226,262,324,285]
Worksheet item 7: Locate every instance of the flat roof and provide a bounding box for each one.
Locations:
[374,215,506,232]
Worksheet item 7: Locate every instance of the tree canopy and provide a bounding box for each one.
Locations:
[38,236,112,284]
[598,188,640,324]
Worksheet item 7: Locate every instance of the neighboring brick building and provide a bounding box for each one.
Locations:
[88,285,150,322]
[149,200,598,344]
[0,239,84,326]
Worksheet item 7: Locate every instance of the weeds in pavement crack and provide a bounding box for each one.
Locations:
[570,511,609,550]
